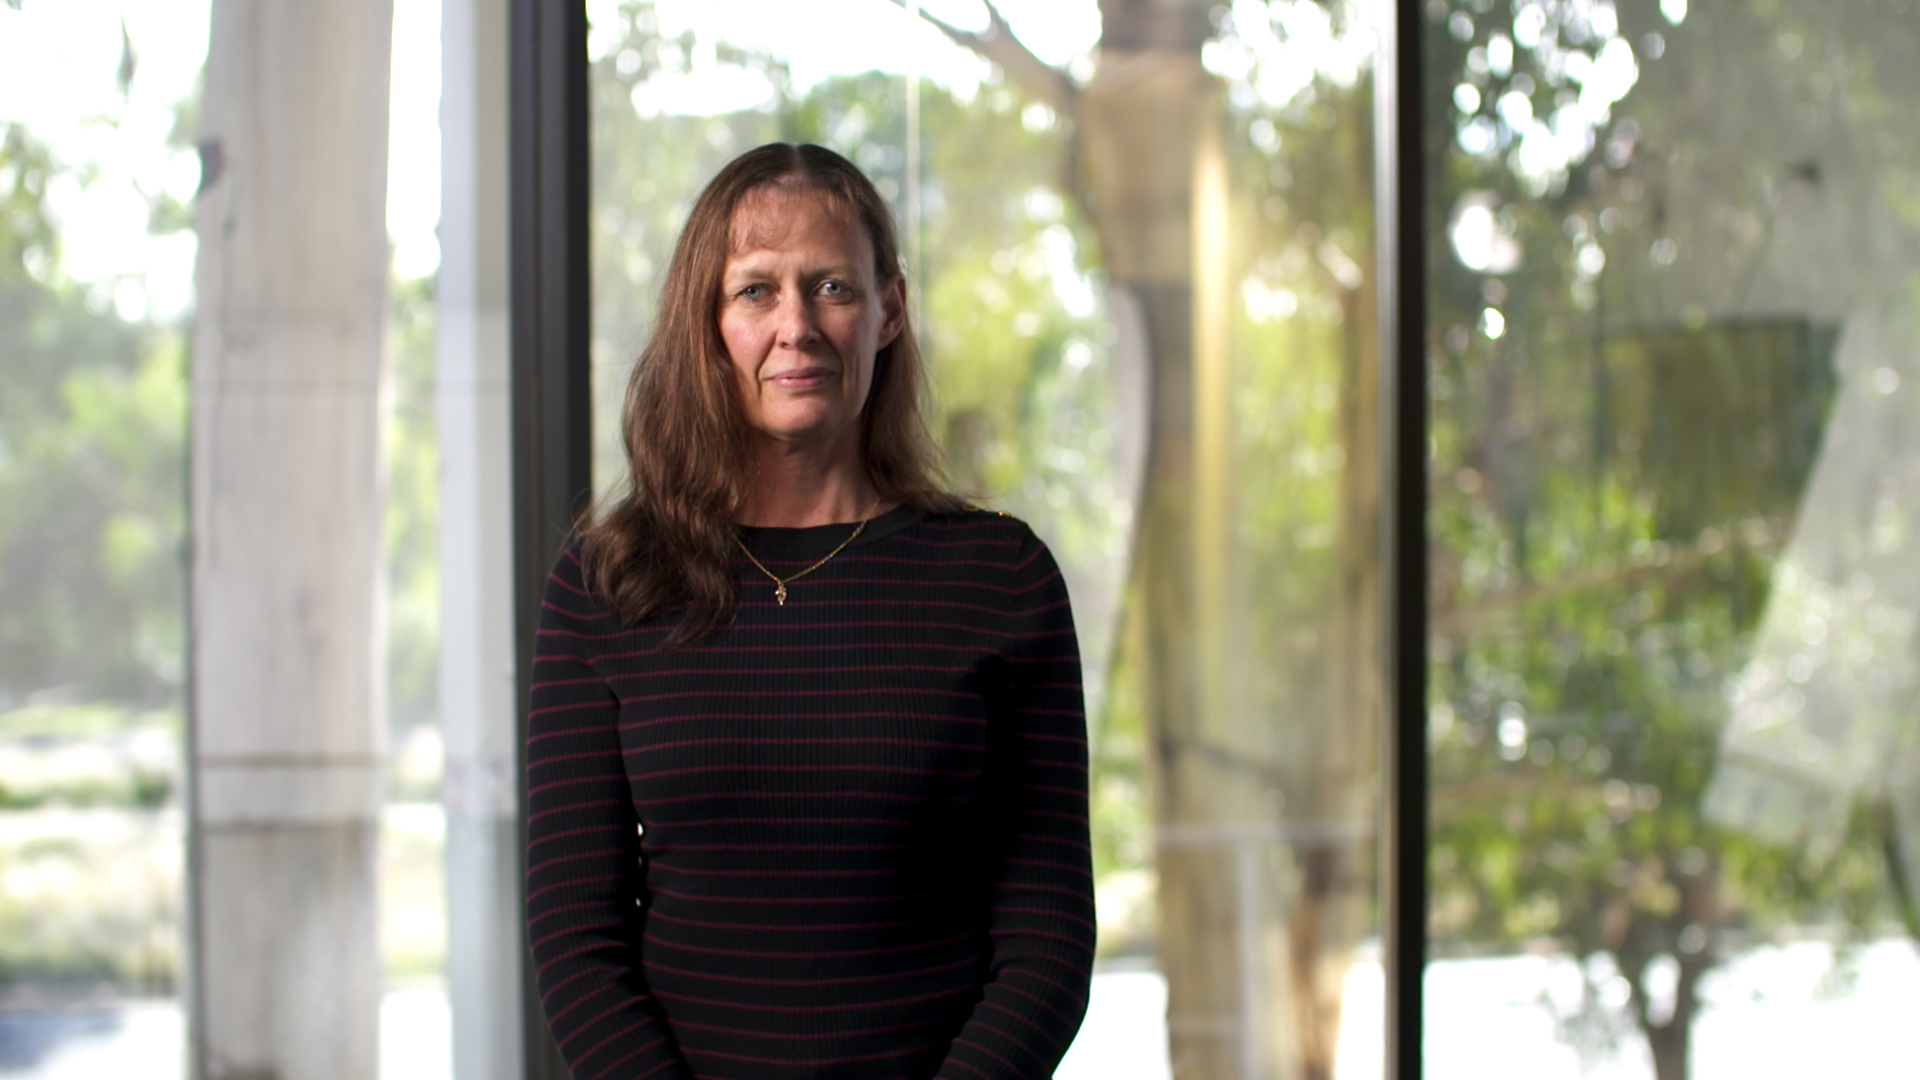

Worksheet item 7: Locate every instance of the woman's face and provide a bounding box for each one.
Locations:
[717,186,904,456]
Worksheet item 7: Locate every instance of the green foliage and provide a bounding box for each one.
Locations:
[1423,1,1920,1071]
[0,122,186,709]
[386,273,440,741]
[0,704,178,810]
[1218,8,1384,777]
[0,812,180,993]
[1,123,59,277]
[0,705,181,991]
[0,101,192,996]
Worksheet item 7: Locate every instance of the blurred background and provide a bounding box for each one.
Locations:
[1,0,1917,1078]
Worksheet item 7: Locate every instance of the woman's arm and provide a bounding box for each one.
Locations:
[526,547,696,1080]
[939,530,1099,1079]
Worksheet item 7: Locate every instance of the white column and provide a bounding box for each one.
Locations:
[438,0,522,1076]
[188,2,395,1079]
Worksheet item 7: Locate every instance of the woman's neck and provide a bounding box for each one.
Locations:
[737,437,883,528]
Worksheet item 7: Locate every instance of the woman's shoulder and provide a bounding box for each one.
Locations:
[545,534,594,586]
[540,538,604,614]
[913,503,1036,539]
[902,504,1056,572]
[542,536,644,633]
[904,508,1072,632]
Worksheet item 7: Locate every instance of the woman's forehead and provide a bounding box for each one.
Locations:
[727,183,862,255]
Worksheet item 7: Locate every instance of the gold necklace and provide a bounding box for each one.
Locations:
[735,497,882,606]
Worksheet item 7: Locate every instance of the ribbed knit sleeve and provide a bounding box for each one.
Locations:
[526,547,696,1080]
[937,528,1097,1080]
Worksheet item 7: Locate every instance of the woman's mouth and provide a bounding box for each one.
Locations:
[767,367,835,392]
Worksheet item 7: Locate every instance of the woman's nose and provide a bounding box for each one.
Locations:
[774,293,820,348]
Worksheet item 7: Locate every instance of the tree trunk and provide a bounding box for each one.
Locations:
[1079,20,1282,1076]
[932,3,1385,1075]
[1085,9,1379,1078]
[1083,4,1374,1076]
[1288,269,1382,1080]
[1647,1024,1689,1080]
[1619,902,1709,1080]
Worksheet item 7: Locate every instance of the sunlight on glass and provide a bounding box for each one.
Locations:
[1450,193,1522,274]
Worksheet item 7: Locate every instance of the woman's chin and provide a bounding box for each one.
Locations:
[750,410,860,451]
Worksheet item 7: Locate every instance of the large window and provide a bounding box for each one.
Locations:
[1423,2,1920,1077]
[0,3,454,1076]
[20,0,1917,1077]
[25,1,1915,1076]
[581,2,1388,1076]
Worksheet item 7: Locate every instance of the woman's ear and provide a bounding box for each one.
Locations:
[878,272,906,348]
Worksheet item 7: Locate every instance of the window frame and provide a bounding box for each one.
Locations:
[507,2,591,1078]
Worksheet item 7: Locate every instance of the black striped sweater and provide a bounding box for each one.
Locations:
[526,506,1095,1080]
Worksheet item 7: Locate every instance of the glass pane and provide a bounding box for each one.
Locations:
[383,1,452,1073]
[586,2,1386,1077]
[0,0,205,1072]
[1424,2,1920,1077]
[1172,4,1387,1078]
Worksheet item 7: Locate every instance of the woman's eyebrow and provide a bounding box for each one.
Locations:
[725,259,860,279]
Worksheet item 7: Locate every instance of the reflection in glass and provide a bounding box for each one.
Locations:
[587,2,1386,1076]
[1425,3,1920,1077]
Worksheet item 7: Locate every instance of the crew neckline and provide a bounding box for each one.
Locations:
[734,501,925,561]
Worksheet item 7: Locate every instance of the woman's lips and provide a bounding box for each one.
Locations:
[766,367,835,391]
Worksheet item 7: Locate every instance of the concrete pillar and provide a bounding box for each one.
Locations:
[187,2,394,1079]
[436,0,523,1077]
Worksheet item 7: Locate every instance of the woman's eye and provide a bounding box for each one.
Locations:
[737,284,766,300]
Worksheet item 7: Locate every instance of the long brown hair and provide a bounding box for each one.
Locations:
[580,143,961,643]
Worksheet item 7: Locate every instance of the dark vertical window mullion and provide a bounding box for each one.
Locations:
[1377,1,1428,1078]
[510,1,593,1077]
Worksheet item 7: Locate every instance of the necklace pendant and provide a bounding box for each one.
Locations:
[774,582,788,606]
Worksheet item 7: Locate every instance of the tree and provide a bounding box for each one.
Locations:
[1423,3,1920,1077]
[924,4,1387,1075]
[0,122,188,712]
[0,88,194,999]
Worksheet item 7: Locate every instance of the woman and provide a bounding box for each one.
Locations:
[526,143,1095,1080]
